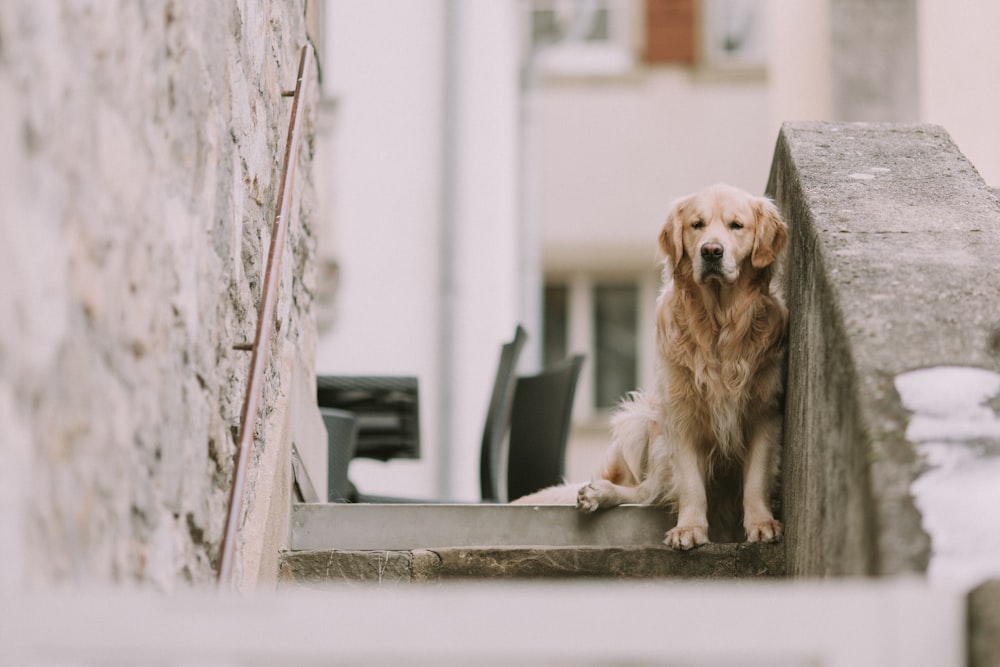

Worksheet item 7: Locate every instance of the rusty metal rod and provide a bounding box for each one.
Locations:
[218,43,313,587]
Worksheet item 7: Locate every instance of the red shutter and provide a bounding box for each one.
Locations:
[643,0,696,64]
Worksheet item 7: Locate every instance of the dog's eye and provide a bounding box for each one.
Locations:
[729,220,744,230]
[692,220,705,230]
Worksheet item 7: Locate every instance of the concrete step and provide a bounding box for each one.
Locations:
[280,543,784,585]
[290,503,677,550]
[282,503,785,585]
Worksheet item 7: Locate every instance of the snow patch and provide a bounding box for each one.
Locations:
[896,366,1000,590]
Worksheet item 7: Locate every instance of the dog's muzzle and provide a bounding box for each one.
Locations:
[700,243,724,262]
[697,242,733,283]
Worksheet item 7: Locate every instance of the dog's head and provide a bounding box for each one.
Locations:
[659,183,787,286]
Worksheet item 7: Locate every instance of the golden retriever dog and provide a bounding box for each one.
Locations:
[515,183,788,550]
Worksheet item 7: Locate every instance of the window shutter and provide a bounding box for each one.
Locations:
[643,0,696,64]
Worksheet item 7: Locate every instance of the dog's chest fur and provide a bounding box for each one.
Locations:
[658,282,785,460]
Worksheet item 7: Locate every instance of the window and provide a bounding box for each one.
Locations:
[644,0,767,70]
[700,0,767,70]
[544,278,648,417]
[593,284,638,408]
[530,2,612,45]
[543,285,570,370]
[523,0,634,76]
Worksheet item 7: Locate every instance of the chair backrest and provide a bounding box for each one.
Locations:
[479,325,528,502]
[504,354,585,502]
[320,407,359,502]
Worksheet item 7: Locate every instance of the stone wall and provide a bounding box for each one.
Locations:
[767,122,1000,578]
[0,1,319,589]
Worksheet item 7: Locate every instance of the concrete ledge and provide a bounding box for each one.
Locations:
[767,122,1000,577]
[0,582,963,666]
[290,503,678,551]
[969,579,1000,667]
[279,543,785,585]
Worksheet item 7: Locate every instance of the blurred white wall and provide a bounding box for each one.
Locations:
[537,71,773,276]
[318,1,446,499]
[317,1,521,500]
[918,0,1000,187]
[767,0,832,136]
[317,0,1000,498]
[446,2,523,499]
[539,0,834,279]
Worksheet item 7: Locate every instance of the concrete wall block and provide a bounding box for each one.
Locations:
[768,133,879,577]
[280,550,415,587]
[969,579,1000,667]
[0,0,317,589]
[278,543,785,585]
[767,121,1000,579]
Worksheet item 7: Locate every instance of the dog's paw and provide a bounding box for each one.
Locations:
[745,518,783,543]
[664,524,709,550]
[576,483,602,513]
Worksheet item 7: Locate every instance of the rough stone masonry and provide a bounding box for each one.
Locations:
[767,121,1000,579]
[0,1,318,588]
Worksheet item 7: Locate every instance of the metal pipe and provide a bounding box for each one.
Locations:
[217,44,313,588]
[437,0,460,499]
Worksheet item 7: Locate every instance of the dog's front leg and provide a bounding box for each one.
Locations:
[742,417,783,543]
[663,441,710,550]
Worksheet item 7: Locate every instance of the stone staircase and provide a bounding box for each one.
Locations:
[270,503,965,667]
[279,503,784,586]
[266,121,1000,664]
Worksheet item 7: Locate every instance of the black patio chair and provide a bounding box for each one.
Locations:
[505,354,585,502]
[352,324,528,503]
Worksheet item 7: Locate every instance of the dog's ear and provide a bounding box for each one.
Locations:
[751,198,788,268]
[659,195,690,268]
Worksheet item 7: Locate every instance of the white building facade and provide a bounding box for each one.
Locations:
[315,0,1000,499]
[316,1,524,500]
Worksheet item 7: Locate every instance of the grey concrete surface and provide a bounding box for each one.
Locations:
[286,504,784,584]
[279,542,785,585]
[278,122,1000,658]
[767,121,1000,577]
[0,582,964,666]
[969,579,1000,667]
[290,503,678,551]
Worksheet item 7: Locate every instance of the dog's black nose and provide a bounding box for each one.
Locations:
[701,243,724,260]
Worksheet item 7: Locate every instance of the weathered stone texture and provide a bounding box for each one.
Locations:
[279,543,785,586]
[969,579,1000,667]
[280,550,416,588]
[767,122,1000,577]
[0,1,317,588]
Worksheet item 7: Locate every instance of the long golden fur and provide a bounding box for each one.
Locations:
[515,183,788,550]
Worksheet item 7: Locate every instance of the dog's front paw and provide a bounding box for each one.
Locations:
[664,524,709,550]
[745,518,783,543]
[576,483,602,513]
